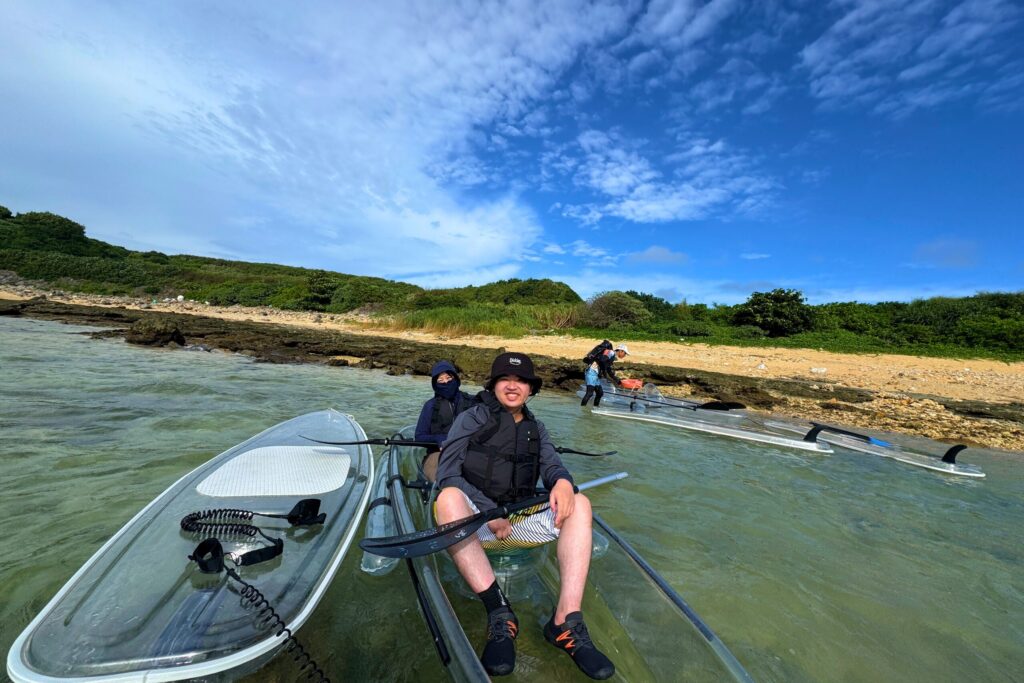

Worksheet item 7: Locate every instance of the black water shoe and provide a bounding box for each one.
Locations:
[481,606,518,676]
[544,611,615,680]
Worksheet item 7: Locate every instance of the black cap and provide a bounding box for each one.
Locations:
[485,352,542,395]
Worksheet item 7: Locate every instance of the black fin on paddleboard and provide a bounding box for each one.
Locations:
[941,445,967,464]
[287,498,326,525]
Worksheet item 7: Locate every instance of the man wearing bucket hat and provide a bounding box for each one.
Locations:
[580,342,631,408]
[434,352,615,679]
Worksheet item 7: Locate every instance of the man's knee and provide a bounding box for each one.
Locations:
[574,492,592,516]
[436,487,469,521]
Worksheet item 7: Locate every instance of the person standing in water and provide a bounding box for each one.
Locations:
[415,360,473,481]
[580,343,630,407]
[434,352,615,679]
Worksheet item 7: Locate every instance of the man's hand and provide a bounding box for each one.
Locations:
[549,479,576,528]
[487,518,513,540]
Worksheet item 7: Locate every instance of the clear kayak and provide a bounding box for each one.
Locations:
[764,421,986,478]
[373,427,755,683]
[7,409,374,682]
[577,381,748,425]
[592,403,833,454]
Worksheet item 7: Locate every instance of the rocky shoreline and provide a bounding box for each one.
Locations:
[2,294,1022,452]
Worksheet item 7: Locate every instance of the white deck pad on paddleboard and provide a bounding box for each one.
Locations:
[197,446,351,497]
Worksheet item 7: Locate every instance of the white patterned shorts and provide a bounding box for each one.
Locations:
[451,489,560,551]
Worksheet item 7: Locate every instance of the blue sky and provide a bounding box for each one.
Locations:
[1,1,1021,304]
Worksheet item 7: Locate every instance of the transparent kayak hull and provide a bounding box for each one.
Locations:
[7,409,374,682]
[593,404,833,454]
[577,381,747,425]
[764,421,986,478]
[381,428,754,683]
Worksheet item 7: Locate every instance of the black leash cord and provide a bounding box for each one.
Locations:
[180,509,281,545]
[188,537,330,682]
[226,566,330,682]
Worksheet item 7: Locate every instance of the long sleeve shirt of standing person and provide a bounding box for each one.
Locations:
[595,349,621,383]
[435,403,573,513]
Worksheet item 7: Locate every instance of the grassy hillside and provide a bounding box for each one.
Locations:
[1,203,1021,360]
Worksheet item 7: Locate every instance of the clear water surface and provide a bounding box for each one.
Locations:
[1,317,1021,682]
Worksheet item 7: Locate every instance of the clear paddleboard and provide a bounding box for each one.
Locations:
[764,421,986,478]
[7,409,374,682]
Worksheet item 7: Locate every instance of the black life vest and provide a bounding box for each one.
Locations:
[429,391,473,435]
[462,391,541,505]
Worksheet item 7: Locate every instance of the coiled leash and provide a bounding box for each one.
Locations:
[183,498,331,682]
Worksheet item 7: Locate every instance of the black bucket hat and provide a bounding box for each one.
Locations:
[485,352,543,395]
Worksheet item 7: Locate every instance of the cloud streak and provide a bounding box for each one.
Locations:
[800,0,1023,116]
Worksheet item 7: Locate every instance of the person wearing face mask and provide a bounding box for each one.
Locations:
[414,360,473,481]
[434,352,615,680]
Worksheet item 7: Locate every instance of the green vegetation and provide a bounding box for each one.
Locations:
[2,204,1021,360]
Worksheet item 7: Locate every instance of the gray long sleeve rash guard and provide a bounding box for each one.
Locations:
[435,403,574,513]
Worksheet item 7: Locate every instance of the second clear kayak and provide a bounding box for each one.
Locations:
[372,427,755,683]
[592,403,833,454]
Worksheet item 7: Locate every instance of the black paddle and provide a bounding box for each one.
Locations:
[359,472,628,559]
[301,436,439,449]
[302,435,614,456]
[555,446,617,457]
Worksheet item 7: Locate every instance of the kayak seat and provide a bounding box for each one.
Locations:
[196,446,351,497]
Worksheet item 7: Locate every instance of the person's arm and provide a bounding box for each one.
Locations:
[414,399,444,446]
[536,420,577,527]
[599,354,621,384]
[436,406,497,512]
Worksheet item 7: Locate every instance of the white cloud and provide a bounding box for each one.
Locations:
[910,238,981,269]
[0,1,636,279]
[740,253,770,260]
[799,0,1023,116]
[557,269,745,304]
[555,129,776,225]
[627,245,689,264]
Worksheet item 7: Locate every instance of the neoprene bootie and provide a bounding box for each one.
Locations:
[544,611,615,680]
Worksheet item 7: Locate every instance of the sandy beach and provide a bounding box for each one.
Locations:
[4,286,1023,451]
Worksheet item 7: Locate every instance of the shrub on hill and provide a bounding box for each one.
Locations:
[1,211,129,259]
[474,278,581,305]
[623,290,678,321]
[732,289,814,337]
[329,277,418,312]
[582,291,653,328]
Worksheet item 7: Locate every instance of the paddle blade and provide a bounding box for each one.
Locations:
[555,447,617,457]
[699,401,746,411]
[359,513,489,559]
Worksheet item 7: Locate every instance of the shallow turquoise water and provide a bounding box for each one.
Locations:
[1,317,1022,682]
